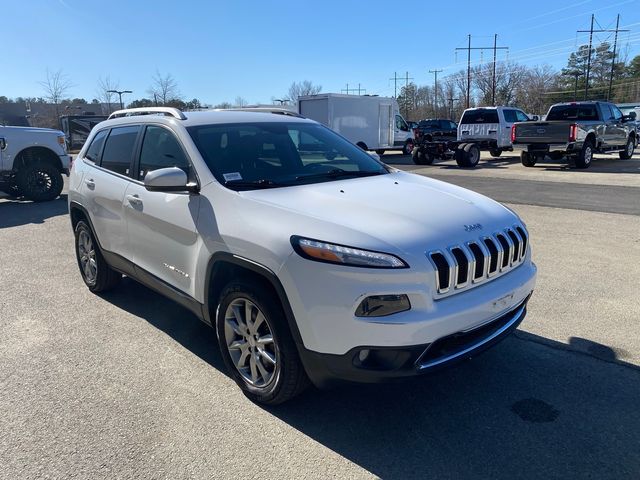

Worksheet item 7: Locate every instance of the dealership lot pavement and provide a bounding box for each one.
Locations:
[1,154,639,479]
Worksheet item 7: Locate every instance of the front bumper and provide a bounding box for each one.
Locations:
[299,294,531,388]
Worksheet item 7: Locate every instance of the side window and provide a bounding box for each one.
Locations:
[139,126,190,179]
[449,121,458,129]
[502,110,517,123]
[101,126,139,176]
[601,104,613,120]
[611,105,623,121]
[395,115,408,131]
[515,110,529,122]
[84,129,108,163]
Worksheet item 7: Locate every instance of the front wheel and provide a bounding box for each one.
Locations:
[575,141,593,169]
[216,281,309,405]
[403,140,415,156]
[619,137,634,159]
[16,162,64,202]
[521,151,536,167]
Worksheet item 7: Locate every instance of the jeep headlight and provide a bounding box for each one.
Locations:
[291,236,408,268]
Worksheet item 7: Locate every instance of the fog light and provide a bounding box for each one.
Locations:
[358,349,370,362]
[355,294,411,317]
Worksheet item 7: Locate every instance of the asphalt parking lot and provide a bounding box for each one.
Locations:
[1,152,639,479]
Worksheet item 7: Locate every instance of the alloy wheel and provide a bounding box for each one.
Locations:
[77,229,97,284]
[224,298,278,387]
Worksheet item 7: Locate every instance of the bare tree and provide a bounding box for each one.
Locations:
[96,76,120,114]
[148,70,180,105]
[286,80,322,104]
[39,68,73,117]
[234,96,247,107]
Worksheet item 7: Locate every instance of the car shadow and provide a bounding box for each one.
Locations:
[0,194,69,229]
[98,277,640,480]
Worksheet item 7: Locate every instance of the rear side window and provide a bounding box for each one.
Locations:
[460,110,499,124]
[515,110,529,122]
[85,129,108,163]
[503,110,518,123]
[546,105,599,121]
[138,126,190,179]
[100,126,139,176]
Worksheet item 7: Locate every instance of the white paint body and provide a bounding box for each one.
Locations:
[69,111,536,356]
[0,125,69,173]
[457,106,530,149]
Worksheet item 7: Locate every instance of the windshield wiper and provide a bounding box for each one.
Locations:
[295,169,384,182]
[224,178,282,189]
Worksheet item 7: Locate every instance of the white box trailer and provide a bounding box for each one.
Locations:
[298,93,415,155]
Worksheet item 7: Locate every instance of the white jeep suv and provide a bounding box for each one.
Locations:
[68,107,537,404]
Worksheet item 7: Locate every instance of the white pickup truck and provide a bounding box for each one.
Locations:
[0,125,69,201]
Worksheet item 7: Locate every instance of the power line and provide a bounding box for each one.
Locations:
[341,83,367,95]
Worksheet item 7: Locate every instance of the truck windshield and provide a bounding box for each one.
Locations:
[546,105,599,121]
[187,122,388,190]
[460,110,499,124]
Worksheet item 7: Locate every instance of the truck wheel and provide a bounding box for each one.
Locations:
[548,151,564,161]
[16,162,64,202]
[356,142,368,151]
[412,149,434,165]
[403,140,415,156]
[462,143,480,168]
[489,148,502,157]
[575,140,593,169]
[521,151,536,167]
[74,221,121,292]
[375,149,385,156]
[216,280,309,405]
[454,144,467,167]
[619,137,634,159]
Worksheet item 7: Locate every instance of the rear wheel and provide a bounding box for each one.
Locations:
[216,281,309,405]
[403,140,415,156]
[619,137,634,159]
[16,161,63,202]
[521,151,536,167]
[575,140,593,169]
[455,143,480,168]
[489,148,502,157]
[412,149,434,165]
[375,149,385,156]
[74,221,121,292]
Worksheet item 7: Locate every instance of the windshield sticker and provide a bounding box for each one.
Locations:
[223,172,242,181]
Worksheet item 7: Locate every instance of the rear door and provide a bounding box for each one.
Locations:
[124,124,200,297]
[82,125,139,259]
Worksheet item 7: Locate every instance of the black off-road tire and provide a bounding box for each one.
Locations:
[521,151,536,167]
[16,161,64,202]
[403,140,415,156]
[412,148,434,165]
[455,143,480,168]
[216,281,309,405]
[575,140,594,169]
[489,148,502,157]
[619,137,634,159]
[74,221,122,293]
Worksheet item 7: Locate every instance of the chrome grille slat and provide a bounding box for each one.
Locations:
[428,226,529,296]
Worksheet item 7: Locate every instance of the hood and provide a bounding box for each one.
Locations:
[0,126,64,136]
[237,170,519,260]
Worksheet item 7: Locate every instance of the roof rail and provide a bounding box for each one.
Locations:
[218,107,304,118]
[108,107,186,120]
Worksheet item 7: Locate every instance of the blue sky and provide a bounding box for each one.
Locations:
[3,0,640,105]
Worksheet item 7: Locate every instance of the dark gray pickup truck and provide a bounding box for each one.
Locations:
[511,101,636,168]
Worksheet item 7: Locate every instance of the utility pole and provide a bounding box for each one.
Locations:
[578,14,629,101]
[492,34,497,105]
[107,89,132,110]
[389,72,401,98]
[357,83,366,95]
[429,69,443,116]
[342,84,365,95]
[448,97,458,120]
[456,35,508,108]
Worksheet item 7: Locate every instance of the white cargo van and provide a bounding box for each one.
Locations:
[298,93,415,155]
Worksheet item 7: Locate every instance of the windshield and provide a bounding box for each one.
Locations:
[418,120,441,128]
[546,105,599,121]
[187,122,388,190]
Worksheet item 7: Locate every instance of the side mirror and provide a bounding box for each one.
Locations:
[630,111,637,120]
[530,115,539,122]
[143,167,197,193]
[0,138,6,150]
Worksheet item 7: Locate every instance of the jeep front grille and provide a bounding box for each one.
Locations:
[428,226,529,295]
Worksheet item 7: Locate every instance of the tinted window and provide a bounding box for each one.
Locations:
[601,104,613,120]
[546,105,599,121]
[503,110,517,123]
[418,120,440,128]
[139,126,190,179]
[395,115,408,130]
[515,110,529,122]
[85,129,108,163]
[448,121,458,129]
[610,104,623,121]
[101,126,139,176]
[188,122,387,190]
[460,110,499,124]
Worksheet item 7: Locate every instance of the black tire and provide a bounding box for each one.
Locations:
[521,151,536,167]
[455,143,480,168]
[375,149,385,156]
[619,137,634,159]
[74,221,121,293]
[403,140,415,156]
[216,281,309,405]
[412,148,433,165]
[16,161,64,202]
[489,148,502,157]
[575,140,594,169]
[356,142,368,151]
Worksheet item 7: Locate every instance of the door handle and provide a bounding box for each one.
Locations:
[85,178,95,189]
[126,194,142,206]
